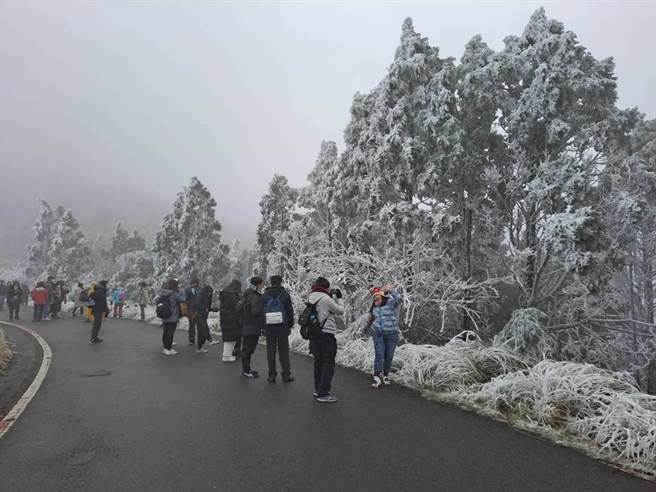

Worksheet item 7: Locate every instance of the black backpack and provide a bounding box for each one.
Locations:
[156,294,173,319]
[298,300,326,340]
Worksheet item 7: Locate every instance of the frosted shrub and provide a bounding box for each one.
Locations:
[468,360,656,475]
[494,308,551,361]
[0,329,12,376]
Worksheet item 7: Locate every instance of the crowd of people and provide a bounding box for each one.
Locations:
[1,274,403,403]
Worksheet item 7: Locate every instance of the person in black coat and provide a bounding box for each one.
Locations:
[261,275,294,383]
[194,285,217,353]
[219,280,242,362]
[240,276,265,378]
[6,281,23,321]
[89,280,110,343]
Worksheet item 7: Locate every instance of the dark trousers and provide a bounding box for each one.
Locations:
[233,336,242,356]
[8,302,20,319]
[91,313,103,340]
[188,317,197,342]
[33,304,44,321]
[309,333,337,397]
[139,304,146,321]
[197,317,210,349]
[241,335,259,372]
[266,334,291,377]
[162,322,177,350]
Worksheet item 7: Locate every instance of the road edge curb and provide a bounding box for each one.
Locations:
[0,321,52,440]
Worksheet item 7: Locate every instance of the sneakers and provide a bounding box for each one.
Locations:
[313,391,318,397]
[282,376,294,383]
[383,376,391,386]
[163,349,178,355]
[222,355,236,362]
[197,348,209,354]
[371,376,383,388]
[89,338,104,344]
[316,395,338,403]
[188,340,195,346]
[209,340,221,346]
[267,375,276,384]
[242,371,259,378]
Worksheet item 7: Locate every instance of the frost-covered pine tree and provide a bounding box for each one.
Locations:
[256,174,298,276]
[110,223,146,259]
[153,177,230,287]
[487,8,624,310]
[46,209,91,280]
[26,201,60,279]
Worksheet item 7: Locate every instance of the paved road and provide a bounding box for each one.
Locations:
[0,317,652,492]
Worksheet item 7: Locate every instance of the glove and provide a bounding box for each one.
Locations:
[333,289,343,299]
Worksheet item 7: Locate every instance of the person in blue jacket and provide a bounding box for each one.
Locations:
[367,284,402,388]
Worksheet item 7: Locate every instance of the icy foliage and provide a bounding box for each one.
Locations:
[153,177,230,286]
[0,329,12,376]
[26,201,91,281]
[465,360,656,475]
[494,308,551,361]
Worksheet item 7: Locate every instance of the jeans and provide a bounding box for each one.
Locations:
[139,304,146,321]
[91,312,104,340]
[266,334,291,378]
[162,322,177,350]
[241,335,259,373]
[373,331,399,376]
[309,334,337,397]
[43,302,50,318]
[33,304,44,321]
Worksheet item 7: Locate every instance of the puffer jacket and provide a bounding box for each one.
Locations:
[157,288,186,323]
[307,291,344,335]
[241,287,264,337]
[370,290,402,334]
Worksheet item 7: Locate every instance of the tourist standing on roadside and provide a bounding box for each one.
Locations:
[111,287,127,318]
[219,280,242,362]
[307,276,344,403]
[367,285,402,388]
[72,283,85,317]
[194,285,217,354]
[6,281,23,321]
[136,281,152,322]
[31,282,48,321]
[184,278,200,345]
[262,275,294,383]
[156,278,186,356]
[240,276,265,378]
[89,280,110,343]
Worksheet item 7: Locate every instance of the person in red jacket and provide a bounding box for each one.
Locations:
[31,281,49,322]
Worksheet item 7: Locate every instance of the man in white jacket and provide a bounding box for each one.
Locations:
[307,276,344,403]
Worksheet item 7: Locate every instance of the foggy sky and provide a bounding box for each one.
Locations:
[1,0,654,262]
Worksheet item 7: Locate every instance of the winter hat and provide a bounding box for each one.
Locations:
[371,287,386,297]
[270,275,283,286]
[99,280,108,288]
[314,277,330,289]
[250,276,263,288]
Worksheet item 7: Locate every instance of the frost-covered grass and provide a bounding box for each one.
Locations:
[460,361,656,476]
[0,329,13,376]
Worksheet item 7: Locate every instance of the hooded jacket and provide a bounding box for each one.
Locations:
[241,286,264,337]
[307,291,344,335]
[157,288,186,323]
[219,290,242,341]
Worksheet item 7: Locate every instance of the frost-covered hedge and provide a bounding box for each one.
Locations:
[0,328,13,376]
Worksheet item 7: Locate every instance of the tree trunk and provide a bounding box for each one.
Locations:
[462,202,473,331]
[647,357,656,396]
[524,204,537,308]
[642,246,654,324]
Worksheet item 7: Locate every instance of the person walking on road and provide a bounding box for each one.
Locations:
[31,281,49,321]
[44,276,57,320]
[367,285,402,388]
[262,275,294,383]
[156,278,186,356]
[21,283,29,307]
[136,281,152,322]
[240,276,265,378]
[0,280,6,311]
[194,285,217,354]
[72,283,85,317]
[6,281,23,321]
[88,280,110,343]
[184,278,200,345]
[307,276,344,403]
[219,280,242,362]
[111,287,127,318]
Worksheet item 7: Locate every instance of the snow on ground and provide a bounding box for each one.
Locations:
[0,328,12,375]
